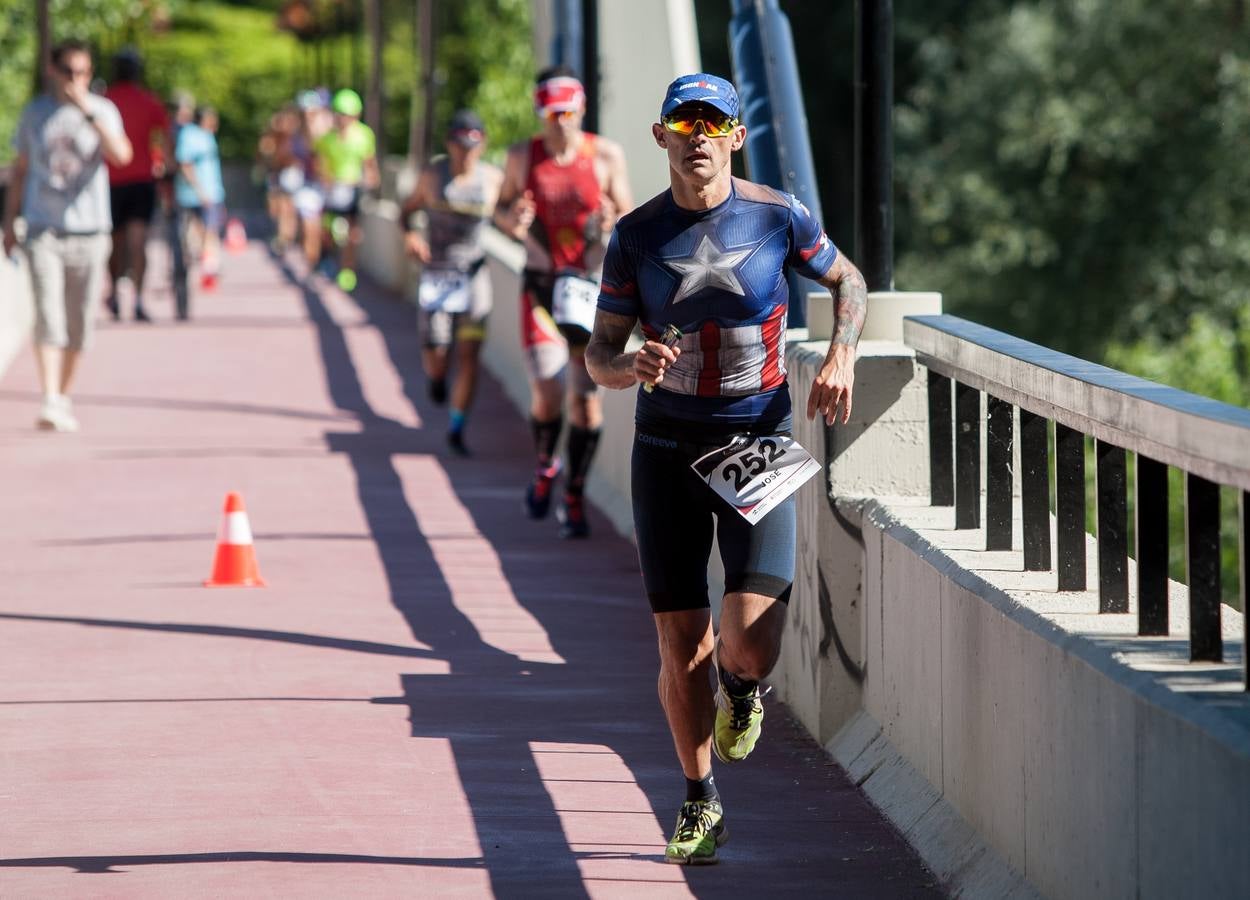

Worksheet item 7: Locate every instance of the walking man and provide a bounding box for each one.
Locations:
[399,109,503,456]
[3,39,132,432]
[494,66,633,538]
[103,47,168,322]
[585,73,867,864]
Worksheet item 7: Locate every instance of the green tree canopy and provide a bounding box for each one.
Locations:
[895,0,1250,375]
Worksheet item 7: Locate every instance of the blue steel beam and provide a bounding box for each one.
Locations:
[728,0,824,327]
[551,0,583,75]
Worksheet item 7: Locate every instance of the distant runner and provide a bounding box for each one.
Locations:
[494,66,633,538]
[312,89,379,292]
[399,109,503,456]
[104,48,169,322]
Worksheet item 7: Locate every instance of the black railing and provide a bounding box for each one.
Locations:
[904,315,1249,690]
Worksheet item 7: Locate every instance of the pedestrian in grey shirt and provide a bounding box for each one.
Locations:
[2,38,132,432]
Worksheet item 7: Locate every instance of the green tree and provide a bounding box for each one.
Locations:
[894,0,1250,365]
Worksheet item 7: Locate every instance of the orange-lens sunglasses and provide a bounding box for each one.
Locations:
[660,111,738,137]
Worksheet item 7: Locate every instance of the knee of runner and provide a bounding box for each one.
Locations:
[35,333,69,350]
[658,633,715,674]
[725,644,778,683]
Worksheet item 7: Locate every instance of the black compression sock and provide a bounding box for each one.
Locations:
[428,378,448,405]
[565,425,602,496]
[720,666,758,697]
[685,772,719,804]
[530,415,563,470]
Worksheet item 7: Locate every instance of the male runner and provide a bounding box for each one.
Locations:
[585,73,867,864]
[399,109,503,456]
[103,48,168,322]
[495,66,633,538]
[312,89,379,292]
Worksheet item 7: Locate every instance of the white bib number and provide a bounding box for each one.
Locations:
[551,273,600,333]
[325,182,357,210]
[418,270,471,313]
[278,165,304,193]
[691,435,820,525]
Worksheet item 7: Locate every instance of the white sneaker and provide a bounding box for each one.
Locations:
[36,395,79,433]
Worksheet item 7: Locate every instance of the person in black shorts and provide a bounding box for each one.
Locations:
[104,48,169,321]
[585,73,867,865]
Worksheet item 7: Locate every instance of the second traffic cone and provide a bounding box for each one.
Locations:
[224,217,247,254]
[204,492,266,587]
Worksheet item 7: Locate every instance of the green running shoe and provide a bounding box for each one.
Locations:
[712,647,767,764]
[664,799,728,865]
[337,267,358,292]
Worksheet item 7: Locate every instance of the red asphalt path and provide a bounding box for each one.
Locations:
[0,242,939,898]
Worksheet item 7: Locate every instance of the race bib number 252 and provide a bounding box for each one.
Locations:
[690,434,820,525]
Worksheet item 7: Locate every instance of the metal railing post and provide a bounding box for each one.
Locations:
[1185,474,1223,662]
[985,396,1013,550]
[1241,490,1248,690]
[1019,411,1051,571]
[927,371,953,506]
[954,382,980,529]
[1055,424,1086,591]
[1135,456,1169,635]
[1096,440,1129,612]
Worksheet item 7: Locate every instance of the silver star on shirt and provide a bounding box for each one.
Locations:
[666,234,750,304]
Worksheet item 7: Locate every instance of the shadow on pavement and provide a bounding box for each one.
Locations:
[0,851,484,875]
[278,256,941,897]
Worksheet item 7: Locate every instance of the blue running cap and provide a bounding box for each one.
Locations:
[661,73,739,119]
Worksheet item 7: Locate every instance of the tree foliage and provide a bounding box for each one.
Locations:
[895,0,1250,372]
[0,0,537,164]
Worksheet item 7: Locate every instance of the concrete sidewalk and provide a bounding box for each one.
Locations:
[0,243,938,898]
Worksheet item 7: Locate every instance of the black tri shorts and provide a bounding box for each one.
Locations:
[631,417,797,614]
[110,181,157,228]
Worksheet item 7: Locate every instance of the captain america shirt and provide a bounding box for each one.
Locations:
[597,177,838,429]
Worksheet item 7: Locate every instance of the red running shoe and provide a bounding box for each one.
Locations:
[556,493,590,539]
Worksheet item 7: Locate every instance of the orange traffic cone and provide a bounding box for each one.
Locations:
[204,492,266,587]
[224,217,248,254]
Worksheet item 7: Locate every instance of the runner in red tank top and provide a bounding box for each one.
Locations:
[496,66,633,539]
[525,133,601,272]
[103,49,170,322]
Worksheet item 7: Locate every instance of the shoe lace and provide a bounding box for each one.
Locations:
[675,802,715,842]
[726,685,770,730]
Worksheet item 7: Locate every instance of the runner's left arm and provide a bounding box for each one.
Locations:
[807,253,867,425]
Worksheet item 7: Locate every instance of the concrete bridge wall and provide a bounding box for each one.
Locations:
[357,198,1248,896]
[0,253,34,382]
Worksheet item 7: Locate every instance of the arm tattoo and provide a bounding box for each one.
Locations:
[821,258,868,347]
[586,310,640,389]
